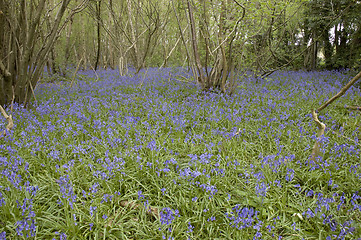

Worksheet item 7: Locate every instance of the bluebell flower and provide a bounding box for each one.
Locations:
[159,208,180,226]
[285,168,294,181]
[60,232,67,240]
[303,208,315,218]
[225,205,258,230]
[138,190,144,200]
[306,190,314,197]
[90,206,97,217]
[187,222,194,233]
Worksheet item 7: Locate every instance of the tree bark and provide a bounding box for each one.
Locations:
[94,0,101,71]
[63,17,74,76]
[0,0,89,107]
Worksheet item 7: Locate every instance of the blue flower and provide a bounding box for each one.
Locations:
[0,232,6,240]
[225,205,258,230]
[138,190,144,200]
[285,168,294,181]
[187,222,194,233]
[90,206,97,217]
[159,208,180,226]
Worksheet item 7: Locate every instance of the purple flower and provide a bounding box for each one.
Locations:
[285,168,294,181]
[15,217,36,237]
[225,205,258,230]
[323,215,337,231]
[306,190,314,197]
[159,208,180,225]
[303,208,315,218]
[187,222,194,233]
[60,232,67,240]
[90,206,97,217]
[255,182,267,197]
[138,190,144,200]
[0,232,6,240]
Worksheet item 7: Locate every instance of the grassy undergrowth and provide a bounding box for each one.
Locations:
[0,68,360,239]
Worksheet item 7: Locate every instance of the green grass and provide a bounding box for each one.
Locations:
[0,68,360,239]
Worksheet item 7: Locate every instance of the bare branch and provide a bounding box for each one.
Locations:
[310,70,361,161]
[0,106,14,137]
[159,25,189,69]
[310,109,326,161]
[345,105,361,111]
[317,70,361,113]
[0,59,11,77]
[70,58,83,88]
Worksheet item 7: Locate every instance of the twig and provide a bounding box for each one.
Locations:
[137,67,150,89]
[0,106,14,137]
[310,69,361,160]
[10,86,15,112]
[120,200,159,219]
[329,129,361,147]
[234,128,241,137]
[89,65,99,81]
[29,81,38,105]
[345,105,361,111]
[175,75,195,84]
[310,110,326,161]
[70,58,83,88]
[317,70,361,112]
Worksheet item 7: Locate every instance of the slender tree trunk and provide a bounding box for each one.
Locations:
[0,0,89,107]
[46,16,59,75]
[63,17,74,76]
[94,0,102,71]
[322,27,333,69]
[186,0,205,86]
[127,0,140,71]
[310,30,317,70]
[81,14,88,69]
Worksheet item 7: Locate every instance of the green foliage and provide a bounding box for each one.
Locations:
[0,69,360,239]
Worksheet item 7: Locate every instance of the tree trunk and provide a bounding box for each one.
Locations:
[0,0,89,107]
[63,17,74,76]
[322,27,333,69]
[127,0,140,71]
[94,0,102,71]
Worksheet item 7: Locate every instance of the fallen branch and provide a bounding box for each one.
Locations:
[120,200,159,219]
[105,199,160,228]
[310,69,361,160]
[310,110,326,161]
[329,129,361,147]
[317,70,361,112]
[234,128,241,137]
[0,106,14,137]
[335,105,361,111]
[345,105,361,111]
[89,65,99,81]
[70,58,83,88]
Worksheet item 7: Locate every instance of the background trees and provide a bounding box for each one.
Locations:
[0,0,89,106]
[303,0,361,70]
[1,0,360,106]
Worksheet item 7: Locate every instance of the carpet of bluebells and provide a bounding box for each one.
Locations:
[0,68,360,239]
